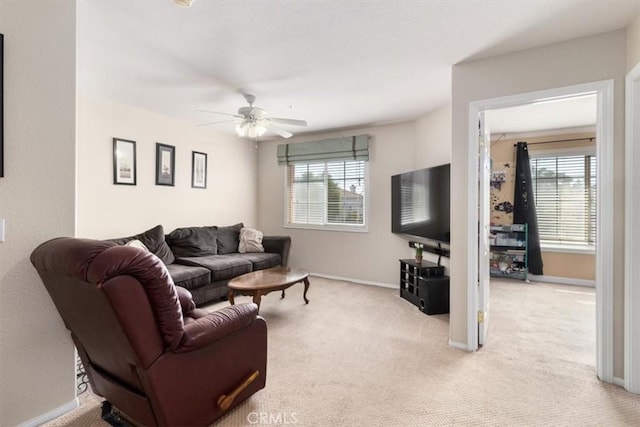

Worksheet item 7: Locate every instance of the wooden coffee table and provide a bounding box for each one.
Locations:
[228,267,310,310]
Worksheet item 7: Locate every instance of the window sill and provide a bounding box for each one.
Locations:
[284,223,368,233]
[541,242,595,255]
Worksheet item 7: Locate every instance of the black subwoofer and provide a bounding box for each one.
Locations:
[418,276,450,315]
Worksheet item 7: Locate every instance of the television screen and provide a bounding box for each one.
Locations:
[391,163,450,242]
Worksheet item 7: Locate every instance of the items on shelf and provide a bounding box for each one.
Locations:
[489,223,529,282]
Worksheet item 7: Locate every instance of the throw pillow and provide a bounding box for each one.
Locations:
[238,227,265,253]
[108,225,175,265]
[166,226,218,257]
[216,223,244,255]
[125,239,149,251]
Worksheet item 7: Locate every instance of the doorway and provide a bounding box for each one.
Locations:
[482,96,598,366]
[467,80,615,383]
[486,95,597,286]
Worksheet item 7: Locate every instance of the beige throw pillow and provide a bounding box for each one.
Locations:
[125,239,149,252]
[238,227,264,253]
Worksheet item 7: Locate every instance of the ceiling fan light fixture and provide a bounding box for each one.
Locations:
[235,122,249,137]
[200,94,306,139]
[249,124,267,138]
[174,0,193,8]
[236,121,267,138]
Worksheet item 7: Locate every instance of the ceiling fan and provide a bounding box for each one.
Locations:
[197,94,307,139]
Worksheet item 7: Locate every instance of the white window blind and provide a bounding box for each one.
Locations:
[530,154,596,246]
[400,174,428,225]
[286,160,366,229]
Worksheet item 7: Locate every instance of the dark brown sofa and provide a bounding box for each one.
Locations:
[108,224,291,306]
[31,237,267,426]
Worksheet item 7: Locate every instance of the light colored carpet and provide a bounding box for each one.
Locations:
[44,277,640,426]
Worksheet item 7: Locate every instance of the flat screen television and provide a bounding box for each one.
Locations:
[391,163,450,243]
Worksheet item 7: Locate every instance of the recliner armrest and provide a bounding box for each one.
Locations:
[177,303,259,352]
[262,235,291,266]
[175,286,196,314]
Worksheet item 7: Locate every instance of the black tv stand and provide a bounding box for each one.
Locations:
[399,259,449,315]
[408,240,450,259]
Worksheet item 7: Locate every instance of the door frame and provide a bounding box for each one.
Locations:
[466,80,615,383]
[625,62,640,394]
[478,112,491,345]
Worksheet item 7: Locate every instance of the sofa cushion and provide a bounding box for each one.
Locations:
[176,255,252,281]
[166,226,218,257]
[236,253,281,270]
[166,263,211,291]
[216,223,243,255]
[238,227,264,253]
[108,225,175,265]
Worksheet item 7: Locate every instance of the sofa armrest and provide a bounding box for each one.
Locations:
[262,235,291,267]
[177,303,259,353]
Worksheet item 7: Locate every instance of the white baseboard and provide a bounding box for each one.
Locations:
[528,274,595,288]
[449,340,471,351]
[310,272,397,289]
[19,398,79,427]
[613,376,625,387]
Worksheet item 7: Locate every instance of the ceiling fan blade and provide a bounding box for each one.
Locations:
[269,117,308,127]
[267,124,293,139]
[196,109,243,119]
[196,119,237,127]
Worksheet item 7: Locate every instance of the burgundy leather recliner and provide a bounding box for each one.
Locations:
[31,237,267,426]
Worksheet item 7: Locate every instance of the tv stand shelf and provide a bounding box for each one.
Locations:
[399,259,449,315]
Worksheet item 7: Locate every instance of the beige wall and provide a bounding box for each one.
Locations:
[541,251,596,281]
[0,1,77,425]
[414,104,452,169]
[77,95,258,238]
[451,31,626,376]
[490,132,596,281]
[414,105,453,267]
[627,14,640,71]
[257,115,451,286]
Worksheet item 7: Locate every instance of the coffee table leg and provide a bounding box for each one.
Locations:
[228,290,235,305]
[303,278,310,304]
[281,290,285,299]
[252,292,262,310]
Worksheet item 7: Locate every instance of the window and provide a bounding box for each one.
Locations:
[530,153,596,249]
[286,160,366,230]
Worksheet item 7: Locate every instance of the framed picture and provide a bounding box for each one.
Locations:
[155,143,175,186]
[112,138,137,185]
[191,151,207,189]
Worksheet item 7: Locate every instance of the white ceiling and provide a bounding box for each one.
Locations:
[78,0,640,139]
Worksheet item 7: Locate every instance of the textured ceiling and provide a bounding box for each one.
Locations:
[78,0,640,139]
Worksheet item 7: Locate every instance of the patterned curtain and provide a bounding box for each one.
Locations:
[514,142,544,275]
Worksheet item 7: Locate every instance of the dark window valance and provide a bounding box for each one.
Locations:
[277,135,369,165]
